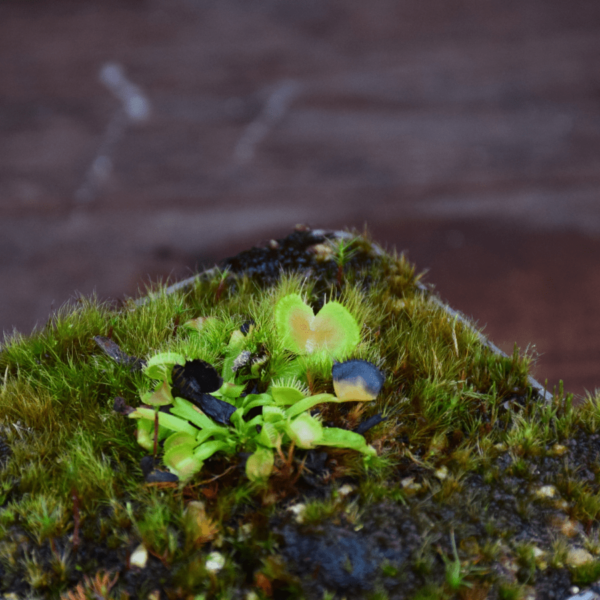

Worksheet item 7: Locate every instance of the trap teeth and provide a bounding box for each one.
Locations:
[332,359,385,401]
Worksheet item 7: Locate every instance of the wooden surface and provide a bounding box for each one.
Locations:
[1,0,600,395]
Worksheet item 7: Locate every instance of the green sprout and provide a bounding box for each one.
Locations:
[440,530,487,592]
[332,237,359,286]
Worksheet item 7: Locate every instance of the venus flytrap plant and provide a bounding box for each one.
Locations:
[129,291,383,482]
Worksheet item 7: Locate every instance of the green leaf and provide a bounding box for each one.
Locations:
[275,294,315,354]
[241,393,274,413]
[242,414,264,433]
[194,440,233,461]
[319,428,377,455]
[228,330,246,348]
[257,422,282,448]
[142,379,174,406]
[144,352,186,381]
[284,393,337,419]
[171,397,228,434]
[273,358,306,381]
[250,354,269,376]
[218,382,246,400]
[164,431,197,453]
[246,447,274,481]
[222,337,247,382]
[196,429,219,445]
[275,294,360,358]
[314,301,361,357]
[135,418,169,452]
[262,406,286,423]
[164,443,203,481]
[130,407,197,436]
[230,407,244,430]
[286,414,323,449]
[269,380,307,405]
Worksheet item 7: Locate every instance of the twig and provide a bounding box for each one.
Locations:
[189,465,237,489]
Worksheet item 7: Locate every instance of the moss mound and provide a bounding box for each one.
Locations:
[0,228,598,600]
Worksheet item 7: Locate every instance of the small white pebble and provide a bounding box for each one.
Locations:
[205,551,225,573]
[129,544,148,569]
[553,444,568,456]
[566,548,594,567]
[287,503,307,523]
[530,546,548,570]
[532,546,545,559]
[400,477,422,491]
[535,485,557,499]
[569,586,580,595]
[311,244,334,260]
[338,484,355,497]
[560,518,581,537]
[434,466,448,480]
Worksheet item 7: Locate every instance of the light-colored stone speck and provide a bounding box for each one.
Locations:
[535,485,557,499]
[553,444,568,456]
[434,465,449,480]
[338,484,356,497]
[287,503,307,524]
[566,548,594,567]
[206,551,225,573]
[129,543,148,569]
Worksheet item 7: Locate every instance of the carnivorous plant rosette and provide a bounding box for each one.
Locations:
[129,294,384,482]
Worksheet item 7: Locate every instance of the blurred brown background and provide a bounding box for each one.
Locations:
[1,0,600,396]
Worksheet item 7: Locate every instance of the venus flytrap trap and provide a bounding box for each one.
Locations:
[274,293,360,358]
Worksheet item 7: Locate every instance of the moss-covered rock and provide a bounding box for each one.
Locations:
[0,228,597,599]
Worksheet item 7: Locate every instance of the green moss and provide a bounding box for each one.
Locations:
[0,229,594,599]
